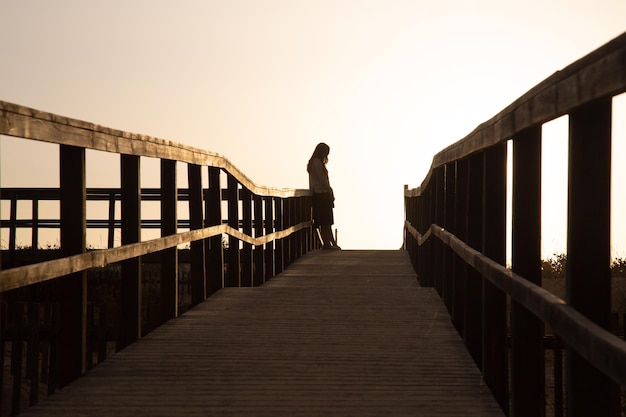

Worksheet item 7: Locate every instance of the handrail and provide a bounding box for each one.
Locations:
[403,31,626,416]
[407,222,626,387]
[0,100,309,198]
[411,30,626,193]
[0,97,319,406]
[0,222,311,293]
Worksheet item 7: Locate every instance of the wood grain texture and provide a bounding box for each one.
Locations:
[0,101,311,199]
[19,250,503,417]
[0,222,311,292]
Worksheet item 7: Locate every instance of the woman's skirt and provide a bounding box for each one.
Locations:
[311,192,334,227]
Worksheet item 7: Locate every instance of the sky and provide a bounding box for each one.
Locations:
[1,0,625,255]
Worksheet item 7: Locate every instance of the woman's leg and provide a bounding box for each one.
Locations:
[320,225,339,248]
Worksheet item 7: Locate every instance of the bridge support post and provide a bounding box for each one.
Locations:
[253,195,264,286]
[241,187,253,287]
[274,197,284,274]
[119,154,142,350]
[511,125,544,417]
[189,164,206,304]
[482,143,509,414]
[160,159,178,323]
[464,153,484,368]
[58,144,87,387]
[452,158,469,334]
[264,196,275,280]
[433,167,445,296]
[442,164,456,313]
[206,167,223,295]
[567,98,618,417]
[226,174,240,286]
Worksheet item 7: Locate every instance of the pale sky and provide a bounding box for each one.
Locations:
[1,0,625,254]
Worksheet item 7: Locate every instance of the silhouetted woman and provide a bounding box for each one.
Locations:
[307,142,340,250]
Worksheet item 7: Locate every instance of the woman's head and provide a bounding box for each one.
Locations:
[311,142,330,162]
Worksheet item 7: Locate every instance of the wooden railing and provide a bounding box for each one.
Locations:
[0,101,317,414]
[404,32,626,417]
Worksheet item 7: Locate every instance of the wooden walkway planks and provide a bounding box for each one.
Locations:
[21,250,504,416]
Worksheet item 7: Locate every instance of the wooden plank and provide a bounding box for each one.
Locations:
[482,144,509,413]
[0,101,312,200]
[19,251,503,417]
[119,154,141,350]
[58,145,87,387]
[566,98,618,416]
[510,125,544,417]
[160,159,178,323]
[0,222,312,292]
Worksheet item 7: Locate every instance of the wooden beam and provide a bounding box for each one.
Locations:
[160,159,178,323]
[58,144,87,387]
[566,98,618,417]
[0,101,312,200]
[119,154,141,350]
[206,167,223,295]
[511,125,544,417]
[188,164,206,305]
[482,143,509,414]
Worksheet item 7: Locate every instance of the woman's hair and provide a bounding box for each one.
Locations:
[307,142,330,173]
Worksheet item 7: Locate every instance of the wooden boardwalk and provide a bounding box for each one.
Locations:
[21,250,503,416]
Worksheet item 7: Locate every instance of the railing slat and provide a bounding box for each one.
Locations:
[226,174,240,287]
[188,163,206,305]
[482,143,509,413]
[511,125,544,417]
[119,154,141,350]
[59,144,87,387]
[206,167,223,294]
[160,159,178,323]
[566,98,618,417]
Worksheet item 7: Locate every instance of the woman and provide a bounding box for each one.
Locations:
[307,142,340,250]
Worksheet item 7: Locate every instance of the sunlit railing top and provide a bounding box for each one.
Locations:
[0,100,310,198]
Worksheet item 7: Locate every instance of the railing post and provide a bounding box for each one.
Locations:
[289,197,298,262]
[119,154,142,350]
[443,163,456,313]
[464,152,484,368]
[434,167,445,295]
[31,198,39,249]
[206,167,223,295]
[511,124,544,417]
[241,187,253,287]
[411,193,420,273]
[226,174,240,287]
[58,144,87,387]
[189,164,206,304]
[482,143,509,414]
[452,157,469,334]
[282,198,291,268]
[107,191,116,249]
[264,196,275,280]
[567,98,618,417]
[416,192,425,285]
[160,159,178,323]
[274,197,284,274]
[253,194,264,286]
[420,183,432,286]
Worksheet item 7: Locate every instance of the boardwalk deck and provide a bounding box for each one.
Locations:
[21,250,503,416]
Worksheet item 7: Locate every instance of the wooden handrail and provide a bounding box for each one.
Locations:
[0,96,319,403]
[0,101,310,199]
[403,31,626,416]
[407,222,626,386]
[410,31,626,193]
[0,222,311,293]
